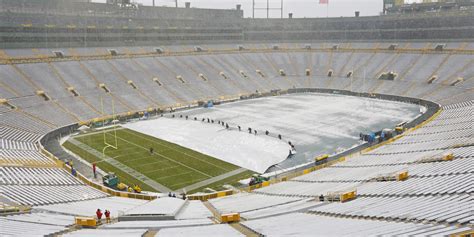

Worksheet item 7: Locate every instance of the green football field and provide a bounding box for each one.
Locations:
[63,128,252,192]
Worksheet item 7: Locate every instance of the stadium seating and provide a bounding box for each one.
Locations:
[0,185,107,206]
[0,46,472,234]
[242,213,473,236]
[0,2,473,234]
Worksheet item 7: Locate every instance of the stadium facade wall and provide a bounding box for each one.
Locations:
[0,3,473,48]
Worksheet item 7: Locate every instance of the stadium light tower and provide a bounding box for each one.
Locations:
[253,0,284,18]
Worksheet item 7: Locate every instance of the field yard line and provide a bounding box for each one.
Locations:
[121,129,232,171]
[169,178,208,190]
[142,165,181,173]
[133,160,171,169]
[68,138,172,193]
[155,171,193,181]
[176,167,248,193]
[114,135,213,178]
[120,129,235,172]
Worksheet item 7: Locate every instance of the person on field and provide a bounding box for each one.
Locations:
[92,163,97,178]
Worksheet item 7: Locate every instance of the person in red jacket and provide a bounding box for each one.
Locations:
[96,209,103,223]
[92,163,97,179]
[104,210,111,223]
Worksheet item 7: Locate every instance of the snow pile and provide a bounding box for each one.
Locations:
[123,118,290,173]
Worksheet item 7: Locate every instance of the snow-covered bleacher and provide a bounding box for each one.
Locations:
[0,217,68,236]
[309,194,473,224]
[0,139,37,151]
[157,224,244,237]
[0,149,55,165]
[357,173,472,196]
[209,192,304,214]
[174,200,212,220]
[36,197,148,218]
[0,185,107,206]
[242,213,473,236]
[0,125,42,143]
[63,229,148,237]
[0,167,82,185]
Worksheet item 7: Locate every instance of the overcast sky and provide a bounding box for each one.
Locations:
[93,0,423,18]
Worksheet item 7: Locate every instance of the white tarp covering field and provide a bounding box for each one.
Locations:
[124,93,421,172]
[123,118,291,173]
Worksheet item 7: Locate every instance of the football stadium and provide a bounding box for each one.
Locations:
[0,0,473,236]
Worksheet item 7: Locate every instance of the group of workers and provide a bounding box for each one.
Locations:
[166,113,298,157]
[65,160,77,177]
[168,192,187,200]
[96,209,111,224]
[175,115,289,142]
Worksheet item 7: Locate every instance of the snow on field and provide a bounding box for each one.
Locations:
[123,118,290,173]
[125,93,420,172]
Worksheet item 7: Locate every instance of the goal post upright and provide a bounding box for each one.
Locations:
[101,96,118,159]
